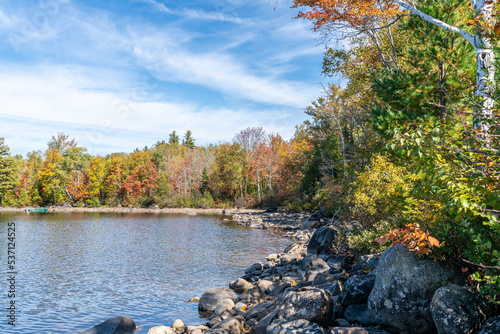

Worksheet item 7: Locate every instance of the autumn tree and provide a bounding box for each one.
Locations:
[47,132,77,153]
[0,139,16,205]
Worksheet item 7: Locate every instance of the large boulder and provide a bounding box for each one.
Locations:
[430,284,491,334]
[267,319,327,334]
[277,287,333,327]
[307,226,338,258]
[198,288,238,315]
[78,316,137,334]
[477,316,500,334]
[367,245,465,334]
[340,274,376,306]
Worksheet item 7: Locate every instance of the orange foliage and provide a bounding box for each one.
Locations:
[374,223,442,256]
[292,0,400,31]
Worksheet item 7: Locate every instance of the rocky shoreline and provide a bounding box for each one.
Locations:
[71,210,499,334]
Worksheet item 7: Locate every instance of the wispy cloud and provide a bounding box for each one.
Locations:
[135,0,174,14]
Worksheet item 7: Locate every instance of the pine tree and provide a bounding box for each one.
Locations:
[168,131,179,145]
[0,138,17,205]
[182,130,195,149]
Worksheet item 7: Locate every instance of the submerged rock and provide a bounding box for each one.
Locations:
[78,316,137,334]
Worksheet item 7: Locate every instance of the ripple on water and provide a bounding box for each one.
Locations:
[0,212,290,334]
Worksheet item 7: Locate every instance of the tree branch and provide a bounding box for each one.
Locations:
[393,0,476,46]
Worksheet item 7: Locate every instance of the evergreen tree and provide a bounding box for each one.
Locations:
[0,138,17,205]
[168,131,179,145]
[182,130,195,149]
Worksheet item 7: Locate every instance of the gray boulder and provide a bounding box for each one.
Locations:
[344,304,377,326]
[340,274,376,306]
[298,256,330,281]
[430,284,491,334]
[277,287,333,327]
[477,316,500,334]
[77,316,136,334]
[245,263,263,274]
[367,245,465,334]
[198,288,238,315]
[244,300,277,322]
[307,226,338,258]
[267,319,327,334]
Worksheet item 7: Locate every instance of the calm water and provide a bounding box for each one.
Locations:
[0,212,290,334]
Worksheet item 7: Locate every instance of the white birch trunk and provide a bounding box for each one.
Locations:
[393,0,495,138]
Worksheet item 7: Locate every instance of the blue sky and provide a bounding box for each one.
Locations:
[0,0,326,156]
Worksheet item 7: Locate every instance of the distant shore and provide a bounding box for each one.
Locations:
[0,206,266,215]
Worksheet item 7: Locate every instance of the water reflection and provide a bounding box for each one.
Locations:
[0,212,290,333]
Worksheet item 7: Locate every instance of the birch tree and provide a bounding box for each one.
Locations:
[293,0,497,136]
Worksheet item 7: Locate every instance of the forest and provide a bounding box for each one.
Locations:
[0,0,499,302]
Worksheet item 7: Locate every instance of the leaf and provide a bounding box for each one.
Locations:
[374,236,388,245]
[428,236,441,248]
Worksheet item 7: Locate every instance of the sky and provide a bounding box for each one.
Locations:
[0,0,327,156]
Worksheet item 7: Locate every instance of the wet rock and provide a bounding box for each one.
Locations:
[198,288,238,315]
[229,278,253,293]
[267,318,327,334]
[344,304,376,326]
[368,245,465,334]
[430,284,491,334]
[307,226,339,258]
[277,287,333,327]
[78,316,137,334]
[477,316,500,334]
[340,274,375,306]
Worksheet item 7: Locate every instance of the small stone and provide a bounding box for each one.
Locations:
[147,326,175,334]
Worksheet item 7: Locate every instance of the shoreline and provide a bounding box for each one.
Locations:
[0,206,266,215]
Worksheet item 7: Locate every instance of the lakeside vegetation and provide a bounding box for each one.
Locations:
[1,0,499,302]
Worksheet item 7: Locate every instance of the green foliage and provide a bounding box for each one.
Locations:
[346,220,397,254]
[0,138,17,206]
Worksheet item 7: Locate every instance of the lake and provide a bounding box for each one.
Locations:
[0,211,291,333]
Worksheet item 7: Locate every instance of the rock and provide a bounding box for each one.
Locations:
[277,287,333,327]
[367,245,465,334]
[171,319,185,330]
[292,230,312,241]
[214,299,235,315]
[332,295,345,319]
[208,315,245,333]
[477,316,500,334]
[238,286,264,304]
[233,301,248,314]
[250,223,268,229]
[267,319,327,334]
[333,319,350,327]
[430,284,491,334]
[358,253,381,271]
[229,278,253,293]
[330,328,369,334]
[244,300,277,322]
[298,256,330,281]
[326,256,347,272]
[344,304,377,326]
[253,310,279,334]
[307,226,339,258]
[258,280,275,294]
[147,326,174,334]
[245,263,263,274]
[340,274,375,306]
[198,288,238,315]
[188,297,200,303]
[77,316,137,334]
[302,219,320,230]
[312,271,342,286]
[315,282,342,297]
